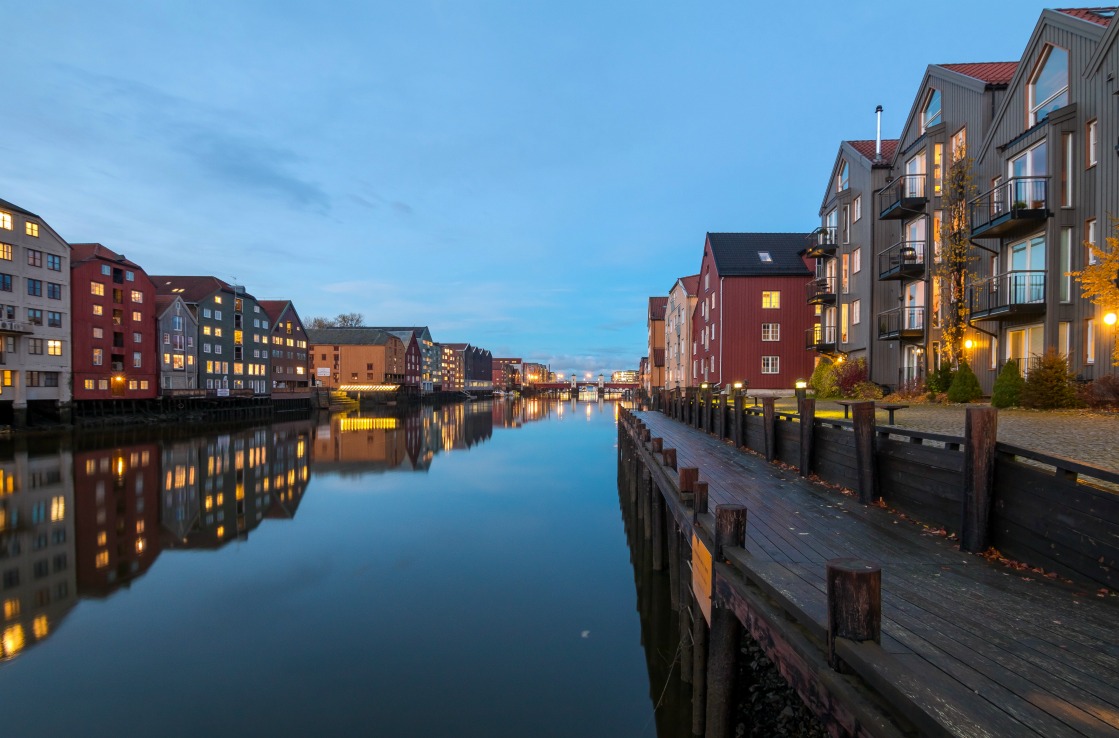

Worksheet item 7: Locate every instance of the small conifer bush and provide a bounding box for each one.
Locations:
[1021,350,1080,409]
[990,360,1024,408]
[946,360,983,403]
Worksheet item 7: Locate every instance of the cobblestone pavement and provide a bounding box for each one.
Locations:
[768,397,1119,474]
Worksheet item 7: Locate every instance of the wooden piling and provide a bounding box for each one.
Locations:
[691,597,709,736]
[960,407,998,553]
[826,558,882,671]
[651,487,667,572]
[679,467,699,496]
[693,481,709,524]
[663,448,677,470]
[852,401,878,504]
[706,504,748,738]
[652,437,663,453]
[732,393,744,448]
[762,397,776,462]
[799,397,815,477]
[667,520,680,609]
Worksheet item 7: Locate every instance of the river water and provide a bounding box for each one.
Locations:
[0,399,690,737]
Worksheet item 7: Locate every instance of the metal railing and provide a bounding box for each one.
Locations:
[805,276,837,302]
[807,226,837,255]
[878,174,927,216]
[878,240,926,279]
[968,271,1046,316]
[877,306,925,339]
[969,177,1049,234]
[805,324,837,349]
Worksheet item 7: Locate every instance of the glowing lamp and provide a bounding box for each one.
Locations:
[964,339,974,350]
[732,382,743,389]
[795,380,808,389]
[700,382,709,389]
[1105,312,1118,326]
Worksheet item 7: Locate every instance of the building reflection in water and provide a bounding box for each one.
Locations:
[0,399,612,663]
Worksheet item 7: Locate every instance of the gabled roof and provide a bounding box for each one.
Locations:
[847,139,900,163]
[939,62,1019,85]
[675,274,700,296]
[150,275,256,303]
[648,297,668,320]
[442,342,470,351]
[69,242,145,270]
[385,330,419,347]
[0,197,41,218]
[154,293,195,321]
[305,327,399,346]
[1055,7,1115,26]
[706,233,812,277]
[258,299,292,323]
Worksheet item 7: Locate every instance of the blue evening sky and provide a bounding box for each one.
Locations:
[1,1,1055,377]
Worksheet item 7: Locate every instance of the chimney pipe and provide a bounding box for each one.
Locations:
[875,105,883,159]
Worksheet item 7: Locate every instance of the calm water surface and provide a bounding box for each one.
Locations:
[0,399,689,737]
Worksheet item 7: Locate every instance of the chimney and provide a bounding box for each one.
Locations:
[875,105,883,160]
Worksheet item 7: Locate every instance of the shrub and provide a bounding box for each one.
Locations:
[946,360,983,403]
[1079,374,1119,409]
[851,381,885,400]
[808,357,838,398]
[990,360,1024,408]
[835,358,871,398]
[925,363,956,395]
[884,377,926,401]
[1021,350,1080,409]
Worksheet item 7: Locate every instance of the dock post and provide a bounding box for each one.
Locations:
[961,407,998,553]
[667,520,681,609]
[651,485,667,572]
[707,505,748,738]
[715,395,725,440]
[799,397,815,477]
[762,397,776,461]
[691,595,708,736]
[663,448,677,471]
[692,481,708,525]
[678,533,694,684]
[852,401,878,504]
[826,558,882,671]
[732,392,744,448]
[679,467,699,497]
[651,437,663,453]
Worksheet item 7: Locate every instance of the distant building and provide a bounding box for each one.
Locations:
[611,369,638,383]
[440,343,493,393]
[0,198,72,425]
[380,331,423,394]
[491,357,522,390]
[368,326,439,393]
[522,362,548,386]
[665,275,699,390]
[259,300,311,392]
[638,356,649,392]
[646,297,667,394]
[154,294,199,392]
[307,327,406,388]
[70,243,158,401]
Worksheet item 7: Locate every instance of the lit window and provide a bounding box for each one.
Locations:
[921,88,942,131]
[95,551,109,568]
[93,348,104,366]
[132,311,141,322]
[761,291,780,309]
[91,282,104,296]
[84,379,94,390]
[214,296,223,304]
[0,244,10,260]
[92,305,103,316]
[25,222,39,237]
[1029,45,1068,125]
[0,212,10,230]
[47,340,62,356]
[131,290,143,303]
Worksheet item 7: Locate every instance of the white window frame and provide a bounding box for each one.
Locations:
[761,356,779,374]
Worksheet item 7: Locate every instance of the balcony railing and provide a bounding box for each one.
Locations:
[969,177,1050,238]
[805,324,837,352]
[878,240,926,281]
[805,276,837,305]
[805,226,837,258]
[877,307,925,341]
[878,175,928,220]
[968,271,1047,320]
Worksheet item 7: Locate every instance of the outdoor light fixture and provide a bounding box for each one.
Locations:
[700,382,709,389]
[795,380,808,389]
[1105,312,1118,326]
[732,381,743,390]
[964,339,974,349]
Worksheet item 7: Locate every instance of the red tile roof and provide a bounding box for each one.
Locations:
[258,299,290,323]
[939,62,1019,84]
[69,242,145,269]
[1055,7,1115,26]
[648,296,668,321]
[678,274,700,296]
[150,275,255,303]
[847,139,899,163]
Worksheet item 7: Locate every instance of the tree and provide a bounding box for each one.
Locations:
[1070,218,1119,366]
[307,316,336,329]
[335,312,364,327]
[946,360,983,403]
[990,359,1024,408]
[1020,349,1080,409]
[936,145,978,365]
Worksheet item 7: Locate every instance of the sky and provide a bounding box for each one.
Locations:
[1,1,1058,377]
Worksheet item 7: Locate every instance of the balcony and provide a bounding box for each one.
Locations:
[805,324,837,352]
[0,320,31,335]
[969,177,1050,239]
[805,227,837,259]
[805,276,837,305]
[878,240,926,281]
[878,175,927,220]
[968,271,1047,321]
[877,307,925,341]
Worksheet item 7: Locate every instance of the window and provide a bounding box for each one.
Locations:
[921,88,942,131]
[1060,228,1072,302]
[27,249,42,267]
[951,127,967,161]
[214,296,223,304]
[853,195,862,222]
[46,254,60,271]
[47,340,61,356]
[0,274,11,292]
[215,310,222,320]
[25,222,39,237]
[131,290,143,303]
[132,332,142,343]
[126,270,134,281]
[47,311,61,327]
[202,308,211,318]
[91,281,105,296]
[836,160,849,192]
[842,205,850,243]
[0,212,10,230]
[1061,132,1073,207]
[171,315,183,331]
[28,339,43,355]
[0,244,10,261]
[761,356,779,374]
[852,299,861,325]
[100,265,111,276]
[761,291,780,309]
[758,251,773,263]
[133,352,142,368]
[132,311,141,322]
[841,304,849,343]
[46,283,61,300]
[841,253,849,293]
[1087,119,1098,167]
[932,144,943,197]
[92,326,103,339]
[852,247,861,273]
[92,304,103,316]
[92,348,103,366]
[1086,319,1096,364]
[1028,45,1068,125]
[26,279,41,297]
[761,323,780,341]
[84,379,95,390]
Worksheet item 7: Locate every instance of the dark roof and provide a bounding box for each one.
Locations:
[847,139,899,163]
[1055,7,1115,25]
[648,297,667,320]
[69,243,145,270]
[305,327,399,346]
[0,197,41,219]
[384,330,418,346]
[939,62,1019,85]
[677,274,700,296]
[150,275,256,303]
[258,300,291,323]
[706,233,813,277]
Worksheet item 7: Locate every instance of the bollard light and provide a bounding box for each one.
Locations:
[795,380,807,389]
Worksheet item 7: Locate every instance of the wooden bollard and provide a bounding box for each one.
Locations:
[826,558,882,670]
[960,407,998,553]
[692,481,709,524]
[662,447,677,470]
[732,393,744,448]
[799,397,815,477]
[852,401,878,504]
[678,466,698,495]
[707,504,748,738]
[652,488,667,572]
[691,595,709,736]
[651,437,663,453]
[762,397,776,461]
[641,427,651,443]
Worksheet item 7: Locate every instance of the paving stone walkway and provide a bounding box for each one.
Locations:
[767,398,1119,474]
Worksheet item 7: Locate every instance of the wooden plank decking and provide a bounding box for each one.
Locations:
[634,410,1119,738]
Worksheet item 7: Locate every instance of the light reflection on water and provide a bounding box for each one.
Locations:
[0,399,688,737]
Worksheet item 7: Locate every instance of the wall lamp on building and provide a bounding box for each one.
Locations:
[964,339,975,350]
[1104,312,1117,326]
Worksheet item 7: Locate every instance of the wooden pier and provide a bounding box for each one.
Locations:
[618,404,1119,737]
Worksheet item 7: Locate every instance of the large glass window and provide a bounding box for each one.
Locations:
[922,89,942,130]
[1029,45,1068,125]
[836,161,849,192]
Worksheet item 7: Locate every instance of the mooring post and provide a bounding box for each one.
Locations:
[639,466,651,529]
[960,407,998,553]
[732,392,744,448]
[679,466,698,497]
[706,505,748,738]
[667,520,681,609]
[651,486,667,572]
[663,448,677,471]
[651,437,663,453]
[693,481,708,525]
[691,594,708,737]
[799,397,815,477]
[852,401,878,504]
[715,394,724,439]
[762,397,776,462]
[826,558,882,671]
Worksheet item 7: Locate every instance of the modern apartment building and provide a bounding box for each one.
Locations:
[664,275,699,390]
[646,297,667,394]
[259,300,311,392]
[0,198,72,425]
[439,343,492,393]
[155,294,199,393]
[692,233,816,390]
[70,243,158,400]
[965,7,1118,386]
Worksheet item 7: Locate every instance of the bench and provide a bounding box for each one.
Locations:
[878,402,909,425]
[835,400,856,419]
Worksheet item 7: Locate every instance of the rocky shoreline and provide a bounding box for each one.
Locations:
[735,630,827,738]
